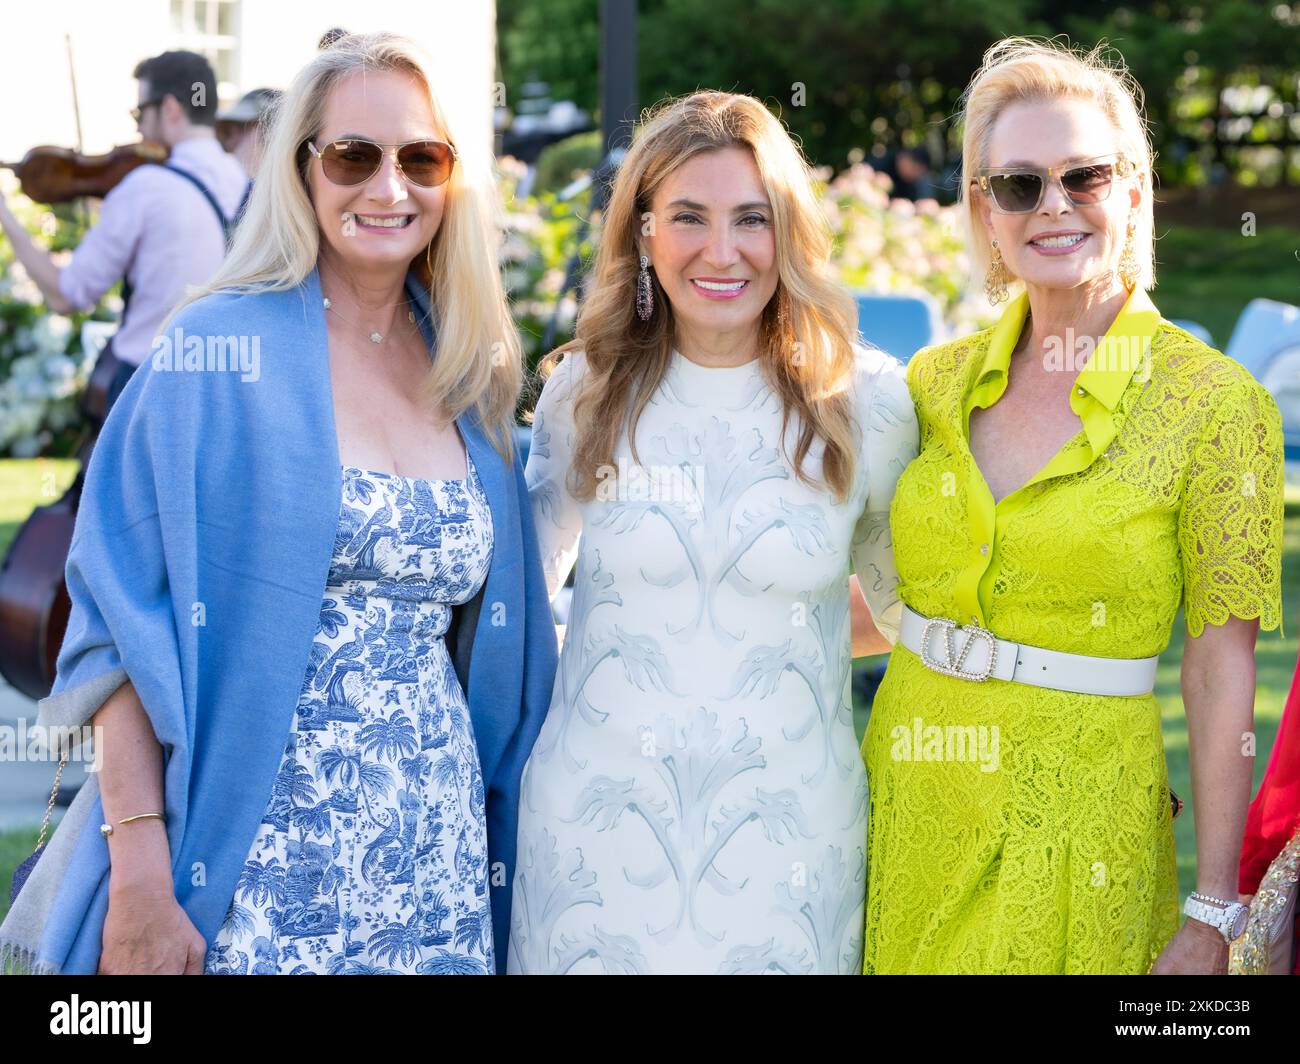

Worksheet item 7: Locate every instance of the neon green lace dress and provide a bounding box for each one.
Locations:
[862,287,1285,974]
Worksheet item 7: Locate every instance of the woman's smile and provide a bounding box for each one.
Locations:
[689,276,750,299]
[1026,229,1090,255]
[347,211,416,231]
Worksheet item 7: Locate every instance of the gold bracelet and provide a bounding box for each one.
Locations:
[99,812,165,837]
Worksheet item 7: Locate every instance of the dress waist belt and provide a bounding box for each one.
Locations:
[898,604,1159,697]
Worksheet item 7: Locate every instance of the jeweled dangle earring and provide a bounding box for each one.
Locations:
[985,239,1010,305]
[1117,224,1140,289]
[636,255,654,321]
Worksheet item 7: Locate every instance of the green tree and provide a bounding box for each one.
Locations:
[497,0,1300,181]
[497,0,601,117]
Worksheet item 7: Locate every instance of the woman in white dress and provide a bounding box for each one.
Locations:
[508,91,919,974]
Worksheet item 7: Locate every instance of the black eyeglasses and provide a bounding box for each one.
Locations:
[130,98,164,124]
[976,154,1133,214]
[305,138,458,189]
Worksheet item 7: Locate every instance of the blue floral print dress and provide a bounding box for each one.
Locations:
[204,456,495,975]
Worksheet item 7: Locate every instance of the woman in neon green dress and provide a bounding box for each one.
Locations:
[862,38,1285,974]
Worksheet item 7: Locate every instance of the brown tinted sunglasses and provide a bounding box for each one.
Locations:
[305,137,457,188]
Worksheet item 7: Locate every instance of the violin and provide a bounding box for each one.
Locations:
[0,142,168,205]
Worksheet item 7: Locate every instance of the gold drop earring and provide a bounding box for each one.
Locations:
[985,239,1011,305]
[1117,223,1140,290]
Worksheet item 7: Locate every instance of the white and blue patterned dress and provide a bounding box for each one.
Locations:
[204,457,495,975]
[510,347,919,974]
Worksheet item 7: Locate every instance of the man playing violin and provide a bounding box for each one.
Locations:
[0,50,249,409]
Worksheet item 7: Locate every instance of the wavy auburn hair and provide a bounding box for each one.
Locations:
[549,91,861,502]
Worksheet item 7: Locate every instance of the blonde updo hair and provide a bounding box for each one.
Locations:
[957,37,1157,293]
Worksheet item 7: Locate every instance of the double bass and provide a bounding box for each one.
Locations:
[0,141,167,698]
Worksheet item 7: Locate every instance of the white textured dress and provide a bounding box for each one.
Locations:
[508,346,919,974]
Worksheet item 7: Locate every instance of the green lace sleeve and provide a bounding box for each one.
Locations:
[1177,377,1286,639]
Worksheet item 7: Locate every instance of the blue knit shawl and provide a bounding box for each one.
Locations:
[29,264,556,973]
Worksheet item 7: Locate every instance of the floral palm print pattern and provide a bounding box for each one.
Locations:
[204,458,495,975]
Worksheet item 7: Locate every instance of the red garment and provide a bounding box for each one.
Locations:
[1239,648,1300,973]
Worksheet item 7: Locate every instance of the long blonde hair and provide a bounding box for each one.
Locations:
[174,31,521,456]
[958,36,1157,293]
[551,91,861,503]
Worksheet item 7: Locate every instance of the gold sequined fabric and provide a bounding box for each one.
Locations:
[1231,825,1300,975]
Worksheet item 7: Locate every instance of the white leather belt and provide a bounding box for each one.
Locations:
[899,605,1158,697]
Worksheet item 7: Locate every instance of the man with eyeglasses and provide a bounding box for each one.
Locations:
[0,50,249,410]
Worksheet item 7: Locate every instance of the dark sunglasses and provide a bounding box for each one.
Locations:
[305,137,457,189]
[976,154,1133,214]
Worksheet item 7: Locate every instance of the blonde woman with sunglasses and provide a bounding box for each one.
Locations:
[859,37,1285,975]
[0,32,556,976]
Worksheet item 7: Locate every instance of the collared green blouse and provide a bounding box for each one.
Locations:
[903,285,1285,648]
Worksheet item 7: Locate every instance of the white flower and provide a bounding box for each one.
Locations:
[7,262,42,305]
[44,314,73,345]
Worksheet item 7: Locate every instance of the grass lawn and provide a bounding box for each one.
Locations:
[1150,223,1300,349]
[0,458,79,558]
[0,826,39,924]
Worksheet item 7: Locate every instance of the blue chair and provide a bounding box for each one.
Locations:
[1257,343,1300,465]
[854,293,942,363]
[1169,319,1214,347]
[1224,299,1300,380]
